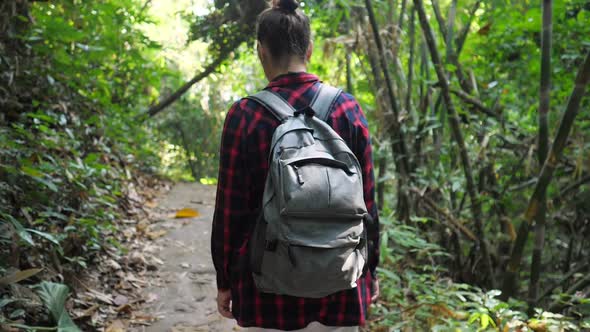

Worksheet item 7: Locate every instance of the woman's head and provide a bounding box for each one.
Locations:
[256,0,312,79]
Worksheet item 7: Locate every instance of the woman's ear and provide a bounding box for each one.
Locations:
[257,41,263,60]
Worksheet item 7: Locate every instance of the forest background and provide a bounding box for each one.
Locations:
[1,0,589,331]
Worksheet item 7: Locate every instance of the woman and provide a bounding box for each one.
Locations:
[211,1,380,331]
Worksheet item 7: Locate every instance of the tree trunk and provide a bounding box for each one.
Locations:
[406,7,416,121]
[528,0,552,313]
[414,0,496,287]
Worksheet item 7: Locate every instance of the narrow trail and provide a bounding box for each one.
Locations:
[132,182,238,332]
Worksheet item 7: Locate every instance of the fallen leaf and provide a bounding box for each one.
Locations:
[136,220,149,233]
[74,304,99,320]
[174,208,200,218]
[106,259,122,270]
[146,230,167,240]
[145,200,158,208]
[144,293,158,303]
[113,294,129,306]
[116,303,133,314]
[105,319,126,332]
[0,268,43,286]
[86,289,114,305]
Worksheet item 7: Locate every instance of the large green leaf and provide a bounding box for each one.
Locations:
[3,215,35,247]
[36,282,81,332]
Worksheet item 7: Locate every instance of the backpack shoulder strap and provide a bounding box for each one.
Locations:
[246,90,295,122]
[310,84,343,122]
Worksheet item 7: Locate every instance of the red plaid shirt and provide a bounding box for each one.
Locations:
[211,72,380,330]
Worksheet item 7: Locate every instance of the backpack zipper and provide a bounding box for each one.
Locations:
[293,165,304,185]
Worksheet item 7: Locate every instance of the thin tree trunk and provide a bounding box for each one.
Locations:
[398,0,408,31]
[177,123,199,180]
[414,0,496,287]
[346,51,353,94]
[432,0,471,93]
[364,0,411,177]
[361,13,388,213]
[445,0,457,69]
[365,0,413,222]
[502,51,590,300]
[414,38,430,168]
[405,7,416,115]
[456,0,482,55]
[431,0,447,38]
[528,0,552,313]
[346,17,354,94]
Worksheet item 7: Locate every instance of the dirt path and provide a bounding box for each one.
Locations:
[134,182,238,332]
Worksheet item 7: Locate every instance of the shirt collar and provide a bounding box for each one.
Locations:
[266,72,320,88]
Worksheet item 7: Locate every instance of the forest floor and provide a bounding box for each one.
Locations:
[129,182,238,332]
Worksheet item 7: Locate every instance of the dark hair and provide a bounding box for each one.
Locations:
[256,0,311,61]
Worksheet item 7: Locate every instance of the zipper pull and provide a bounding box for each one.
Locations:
[293,165,304,185]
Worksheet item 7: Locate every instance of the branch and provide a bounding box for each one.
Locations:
[556,175,590,202]
[549,272,590,312]
[537,261,590,303]
[144,54,228,118]
[450,88,500,119]
[411,188,477,241]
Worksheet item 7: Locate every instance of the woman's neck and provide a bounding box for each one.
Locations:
[266,61,307,82]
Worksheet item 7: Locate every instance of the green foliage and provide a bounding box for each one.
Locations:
[374,217,586,331]
[0,1,170,327]
[36,282,81,332]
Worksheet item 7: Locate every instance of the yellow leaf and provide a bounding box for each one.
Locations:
[528,321,547,332]
[175,208,200,218]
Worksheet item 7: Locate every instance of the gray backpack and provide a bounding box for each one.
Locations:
[246,84,369,298]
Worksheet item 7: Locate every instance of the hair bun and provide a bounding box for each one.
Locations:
[276,0,299,12]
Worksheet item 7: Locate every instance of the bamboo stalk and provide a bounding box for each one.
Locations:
[365,0,411,177]
[528,0,552,313]
[414,0,496,287]
[398,0,408,31]
[502,51,590,300]
[405,7,416,114]
[456,0,482,55]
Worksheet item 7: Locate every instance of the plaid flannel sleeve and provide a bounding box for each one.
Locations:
[351,99,380,279]
[211,100,250,290]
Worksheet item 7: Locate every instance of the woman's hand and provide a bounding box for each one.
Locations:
[371,278,380,303]
[217,289,234,318]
